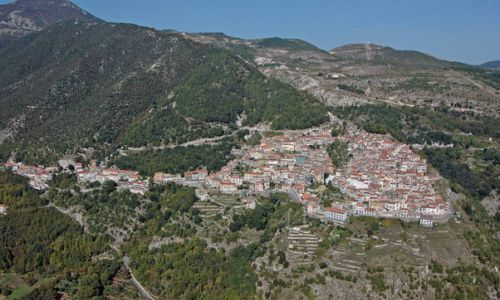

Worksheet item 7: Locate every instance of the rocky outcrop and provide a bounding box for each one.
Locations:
[263,68,369,107]
[0,0,100,46]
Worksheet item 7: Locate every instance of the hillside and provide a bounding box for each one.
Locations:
[254,37,326,52]
[0,0,100,47]
[329,43,451,69]
[184,34,500,116]
[0,21,327,163]
[480,60,500,70]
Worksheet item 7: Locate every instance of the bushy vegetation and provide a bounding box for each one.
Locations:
[0,144,11,163]
[118,192,302,299]
[255,37,322,52]
[50,172,77,189]
[127,239,259,299]
[173,50,328,130]
[336,104,499,142]
[389,76,446,92]
[367,267,388,294]
[0,21,204,161]
[452,64,500,90]
[424,147,497,197]
[120,106,227,147]
[338,83,365,95]
[0,170,123,299]
[425,261,499,300]
[229,193,304,242]
[327,140,350,168]
[0,207,81,273]
[114,141,235,176]
[0,170,45,209]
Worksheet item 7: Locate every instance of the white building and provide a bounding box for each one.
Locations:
[324,207,348,223]
[420,215,434,227]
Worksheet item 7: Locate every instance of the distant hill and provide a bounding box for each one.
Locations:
[0,0,100,47]
[253,37,324,52]
[480,60,500,70]
[330,43,451,69]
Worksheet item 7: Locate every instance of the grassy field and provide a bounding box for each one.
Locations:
[0,273,56,300]
[0,274,30,300]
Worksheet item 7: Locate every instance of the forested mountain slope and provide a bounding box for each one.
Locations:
[0,21,327,163]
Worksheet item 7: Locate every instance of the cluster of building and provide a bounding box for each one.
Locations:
[200,128,451,227]
[1,126,452,227]
[2,160,56,190]
[322,132,451,225]
[74,160,148,194]
[205,128,335,195]
[153,169,208,185]
[1,159,149,194]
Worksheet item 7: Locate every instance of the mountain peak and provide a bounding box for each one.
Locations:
[0,0,100,47]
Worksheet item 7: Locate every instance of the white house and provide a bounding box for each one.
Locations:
[324,207,348,223]
[420,215,434,228]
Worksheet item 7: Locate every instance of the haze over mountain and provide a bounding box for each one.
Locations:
[0,0,100,47]
[480,60,500,70]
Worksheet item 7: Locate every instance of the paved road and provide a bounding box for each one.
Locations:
[127,135,229,152]
[123,256,158,300]
[124,124,267,153]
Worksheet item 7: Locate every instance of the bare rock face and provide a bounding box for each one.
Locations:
[330,43,385,61]
[263,68,369,107]
[0,0,100,47]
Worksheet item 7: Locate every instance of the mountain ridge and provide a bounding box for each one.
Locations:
[329,43,451,69]
[0,0,100,47]
[0,20,327,163]
[480,60,500,70]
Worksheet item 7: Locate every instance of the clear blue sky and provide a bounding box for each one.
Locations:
[3,0,500,64]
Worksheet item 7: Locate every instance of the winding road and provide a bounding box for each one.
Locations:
[123,256,158,300]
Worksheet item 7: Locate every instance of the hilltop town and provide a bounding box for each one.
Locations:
[196,127,451,227]
[2,126,452,227]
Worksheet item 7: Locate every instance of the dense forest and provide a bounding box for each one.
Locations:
[120,50,328,147]
[0,170,127,299]
[128,239,260,299]
[114,140,235,176]
[327,140,350,168]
